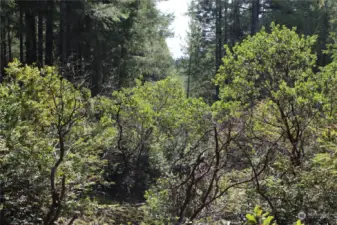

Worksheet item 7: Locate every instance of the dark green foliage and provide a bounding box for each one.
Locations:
[179,0,337,101]
[0,0,174,96]
[2,1,337,225]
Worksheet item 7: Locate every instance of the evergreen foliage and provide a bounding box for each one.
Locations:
[1,1,337,224]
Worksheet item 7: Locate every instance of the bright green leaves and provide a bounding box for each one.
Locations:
[212,24,337,224]
[295,220,305,225]
[246,206,276,225]
[246,214,257,224]
[108,77,215,223]
[110,76,210,137]
[0,61,116,223]
[215,24,320,164]
[216,23,317,107]
[2,21,337,224]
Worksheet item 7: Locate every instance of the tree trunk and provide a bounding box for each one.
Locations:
[45,0,54,65]
[38,10,43,67]
[59,0,67,64]
[1,25,7,65]
[187,51,192,98]
[81,15,91,78]
[251,0,260,35]
[0,41,2,82]
[224,0,228,46]
[91,40,103,96]
[117,44,126,90]
[76,20,84,76]
[214,0,222,100]
[66,22,71,62]
[0,25,5,82]
[91,19,103,95]
[7,19,12,62]
[231,0,242,46]
[223,0,230,86]
[19,2,24,63]
[25,8,37,64]
[318,0,329,66]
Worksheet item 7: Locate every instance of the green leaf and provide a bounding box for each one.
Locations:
[246,214,257,223]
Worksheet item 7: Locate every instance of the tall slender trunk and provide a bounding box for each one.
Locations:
[318,0,329,66]
[117,44,126,90]
[251,0,260,35]
[76,20,83,75]
[81,15,91,77]
[214,0,222,100]
[224,0,228,45]
[231,0,242,45]
[66,22,71,62]
[0,38,2,82]
[91,40,103,96]
[45,0,54,65]
[38,10,43,67]
[91,19,103,95]
[59,0,67,64]
[1,26,7,65]
[7,19,12,62]
[0,25,5,81]
[25,8,37,64]
[187,51,192,98]
[19,3,24,62]
[223,0,230,86]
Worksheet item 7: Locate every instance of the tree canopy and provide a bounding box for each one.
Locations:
[1,1,337,224]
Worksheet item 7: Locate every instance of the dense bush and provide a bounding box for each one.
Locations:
[1,24,337,224]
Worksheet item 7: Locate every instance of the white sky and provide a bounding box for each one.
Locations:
[157,0,191,59]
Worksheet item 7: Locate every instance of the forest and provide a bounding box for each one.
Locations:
[0,0,337,224]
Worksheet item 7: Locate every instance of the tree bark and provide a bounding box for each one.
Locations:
[91,40,103,96]
[224,0,228,46]
[7,18,12,62]
[318,0,329,66]
[2,26,7,64]
[231,0,242,45]
[25,8,37,64]
[45,0,54,65]
[38,10,43,67]
[66,22,71,62]
[187,52,192,98]
[59,0,67,64]
[117,44,126,90]
[19,2,24,63]
[1,23,7,80]
[251,0,260,35]
[214,0,222,100]
[0,24,5,81]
